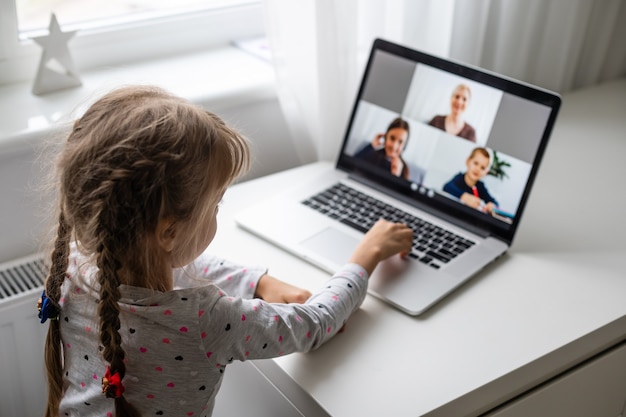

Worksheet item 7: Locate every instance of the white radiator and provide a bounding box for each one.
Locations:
[0,254,48,417]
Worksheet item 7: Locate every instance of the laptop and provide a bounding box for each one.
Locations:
[235,38,561,316]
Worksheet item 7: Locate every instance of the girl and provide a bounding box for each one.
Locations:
[354,116,411,179]
[39,86,413,417]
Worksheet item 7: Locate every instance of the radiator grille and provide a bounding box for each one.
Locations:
[0,254,48,417]
[0,255,46,300]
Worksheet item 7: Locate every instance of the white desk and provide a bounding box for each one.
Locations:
[211,79,626,416]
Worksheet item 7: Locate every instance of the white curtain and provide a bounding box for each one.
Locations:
[262,0,626,163]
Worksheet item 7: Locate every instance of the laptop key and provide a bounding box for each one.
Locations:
[426,250,451,263]
[340,218,370,234]
[437,247,456,258]
[419,256,433,264]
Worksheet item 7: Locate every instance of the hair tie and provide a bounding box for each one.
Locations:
[102,367,125,398]
[37,290,60,323]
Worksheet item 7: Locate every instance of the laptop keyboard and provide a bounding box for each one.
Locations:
[301,183,475,269]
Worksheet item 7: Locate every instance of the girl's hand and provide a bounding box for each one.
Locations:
[254,274,312,304]
[349,219,413,276]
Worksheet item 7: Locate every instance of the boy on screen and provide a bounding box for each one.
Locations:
[443,147,498,214]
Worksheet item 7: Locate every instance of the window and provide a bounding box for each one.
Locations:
[16,0,249,38]
[0,0,265,85]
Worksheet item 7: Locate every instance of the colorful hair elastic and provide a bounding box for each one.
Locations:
[102,367,125,398]
[37,290,60,323]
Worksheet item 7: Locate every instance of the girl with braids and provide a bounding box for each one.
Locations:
[39,85,413,417]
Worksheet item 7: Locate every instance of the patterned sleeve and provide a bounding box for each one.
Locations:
[199,263,368,364]
[175,252,267,299]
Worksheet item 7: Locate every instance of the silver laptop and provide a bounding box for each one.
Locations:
[235,38,560,316]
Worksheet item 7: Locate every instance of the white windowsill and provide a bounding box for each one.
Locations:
[0,44,277,153]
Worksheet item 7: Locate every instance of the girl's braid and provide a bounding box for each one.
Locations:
[94,173,141,417]
[43,210,71,417]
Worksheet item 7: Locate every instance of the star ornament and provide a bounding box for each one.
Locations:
[32,13,82,95]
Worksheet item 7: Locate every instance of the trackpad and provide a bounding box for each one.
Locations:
[300,227,360,267]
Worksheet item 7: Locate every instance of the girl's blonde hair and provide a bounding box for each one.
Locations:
[42,85,250,417]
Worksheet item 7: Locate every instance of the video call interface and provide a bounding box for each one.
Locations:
[342,49,553,225]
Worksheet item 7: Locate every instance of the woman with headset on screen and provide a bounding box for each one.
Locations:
[354,116,411,180]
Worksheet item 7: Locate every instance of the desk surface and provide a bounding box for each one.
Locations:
[211,78,626,417]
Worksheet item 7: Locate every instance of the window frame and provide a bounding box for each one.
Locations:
[0,0,265,85]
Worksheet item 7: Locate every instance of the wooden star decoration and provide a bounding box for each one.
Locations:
[32,13,82,95]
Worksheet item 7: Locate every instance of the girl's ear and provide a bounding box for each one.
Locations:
[155,218,177,253]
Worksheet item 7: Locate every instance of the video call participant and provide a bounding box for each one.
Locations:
[443,147,498,214]
[428,84,477,143]
[354,117,411,180]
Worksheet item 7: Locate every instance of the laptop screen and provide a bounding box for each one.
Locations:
[337,39,560,244]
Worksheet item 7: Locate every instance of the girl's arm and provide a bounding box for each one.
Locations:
[200,263,369,364]
[199,219,412,362]
[254,274,312,303]
[177,254,266,299]
[182,253,311,302]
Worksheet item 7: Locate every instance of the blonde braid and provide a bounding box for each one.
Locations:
[95,191,141,416]
[43,210,71,417]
